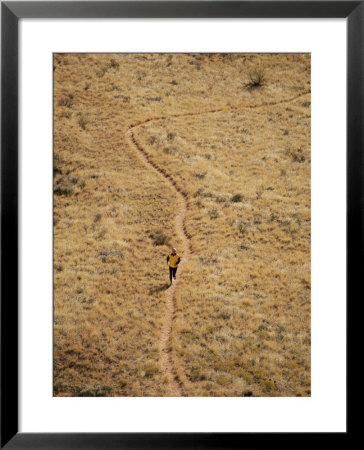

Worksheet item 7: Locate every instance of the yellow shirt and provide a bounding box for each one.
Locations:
[168,253,180,268]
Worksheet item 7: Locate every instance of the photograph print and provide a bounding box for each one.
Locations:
[53,53,311,397]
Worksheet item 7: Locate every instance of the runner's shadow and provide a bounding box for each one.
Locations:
[149,283,170,295]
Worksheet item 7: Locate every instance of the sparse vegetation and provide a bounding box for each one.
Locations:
[147,96,162,102]
[75,383,113,397]
[285,147,306,163]
[163,146,178,155]
[231,193,244,203]
[54,53,310,397]
[209,208,219,219]
[246,67,266,88]
[150,230,170,246]
[58,95,73,107]
[193,172,206,179]
[109,58,119,69]
[78,114,90,130]
[97,248,124,261]
[54,182,74,196]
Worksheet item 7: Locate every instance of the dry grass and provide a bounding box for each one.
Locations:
[54,53,310,397]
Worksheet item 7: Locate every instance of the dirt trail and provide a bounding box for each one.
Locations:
[125,89,310,396]
[127,89,310,129]
[126,127,190,396]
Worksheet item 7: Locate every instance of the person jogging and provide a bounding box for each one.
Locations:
[167,247,181,285]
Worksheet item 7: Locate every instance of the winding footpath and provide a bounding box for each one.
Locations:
[125,89,310,396]
[126,126,190,396]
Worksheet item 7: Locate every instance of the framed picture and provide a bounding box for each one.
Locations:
[1,1,355,447]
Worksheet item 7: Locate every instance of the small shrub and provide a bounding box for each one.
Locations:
[193,172,206,179]
[163,146,178,155]
[58,96,73,108]
[238,222,247,234]
[150,230,170,246]
[147,96,162,102]
[73,296,96,304]
[253,215,262,225]
[96,66,108,78]
[241,298,253,307]
[218,311,231,320]
[231,193,244,203]
[256,187,264,200]
[53,165,62,176]
[53,381,67,395]
[144,363,159,378]
[260,379,275,392]
[291,152,305,162]
[97,249,124,261]
[188,367,204,381]
[60,110,72,119]
[246,68,266,88]
[167,132,175,141]
[75,383,112,397]
[97,229,106,241]
[209,208,219,219]
[286,147,305,162]
[119,379,128,388]
[193,188,204,197]
[216,376,231,386]
[78,114,90,130]
[109,58,119,69]
[54,183,74,196]
[215,196,226,203]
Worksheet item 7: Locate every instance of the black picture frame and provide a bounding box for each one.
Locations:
[1,1,356,448]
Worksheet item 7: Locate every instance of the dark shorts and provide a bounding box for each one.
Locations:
[169,266,178,280]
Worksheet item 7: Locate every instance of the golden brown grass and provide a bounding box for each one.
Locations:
[54,53,310,397]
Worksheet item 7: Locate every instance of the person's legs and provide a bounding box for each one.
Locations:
[169,267,173,283]
[173,267,177,279]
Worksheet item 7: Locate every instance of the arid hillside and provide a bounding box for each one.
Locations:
[54,53,310,397]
